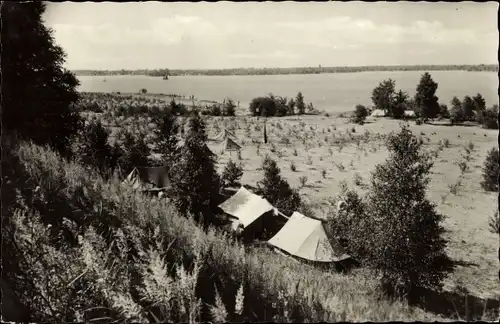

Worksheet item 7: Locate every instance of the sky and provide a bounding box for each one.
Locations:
[43,1,499,70]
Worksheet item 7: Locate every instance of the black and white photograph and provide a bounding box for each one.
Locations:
[2,1,499,322]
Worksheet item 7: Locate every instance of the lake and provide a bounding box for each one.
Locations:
[77,71,498,114]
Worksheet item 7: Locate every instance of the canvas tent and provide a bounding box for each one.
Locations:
[268,212,351,263]
[218,186,277,228]
[219,137,242,152]
[211,128,237,142]
[218,186,285,241]
[123,166,172,192]
[370,109,386,117]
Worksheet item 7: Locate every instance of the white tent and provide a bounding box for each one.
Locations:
[370,109,386,117]
[404,110,416,117]
[218,186,277,228]
[268,212,351,263]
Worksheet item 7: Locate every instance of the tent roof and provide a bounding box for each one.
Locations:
[220,137,242,151]
[211,128,237,142]
[218,186,276,227]
[268,212,351,263]
[123,166,172,190]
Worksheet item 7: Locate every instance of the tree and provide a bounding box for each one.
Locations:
[153,110,180,165]
[353,105,368,124]
[249,97,277,117]
[75,120,112,174]
[439,104,450,119]
[221,159,244,188]
[257,155,301,216]
[414,72,439,120]
[480,147,499,192]
[392,90,409,119]
[287,98,296,116]
[366,124,448,297]
[472,93,486,112]
[171,114,221,227]
[2,2,83,156]
[461,96,476,121]
[371,79,396,115]
[223,99,236,116]
[116,130,151,175]
[477,105,499,129]
[449,96,465,125]
[307,102,315,114]
[296,92,306,115]
[274,96,289,117]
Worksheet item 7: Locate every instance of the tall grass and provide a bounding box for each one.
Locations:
[4,140,445,322]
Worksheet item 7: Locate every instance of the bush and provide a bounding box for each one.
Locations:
[353,105,368,124]
[477,106,499,129]
[480,147,499,192]
[223,99,236,117]
[222,159,244,188]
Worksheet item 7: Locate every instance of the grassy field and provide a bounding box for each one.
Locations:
[204,114,499,301]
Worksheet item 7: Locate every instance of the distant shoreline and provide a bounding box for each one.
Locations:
[73,64,499,77]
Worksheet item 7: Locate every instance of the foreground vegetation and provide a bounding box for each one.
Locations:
[3,138,445,322]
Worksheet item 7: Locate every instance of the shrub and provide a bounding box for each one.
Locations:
[299,176,308,188]
[477,105,499,129]
[353,105,368,124]
[328,187,371,259]
[353,173,363,186]
[222,159,244,188]
[223,99,236,117]
[290,161,297,172]
[488,209,500,234]
[365,124,448,297]
[321,169,327,179]
[480,147,499,192]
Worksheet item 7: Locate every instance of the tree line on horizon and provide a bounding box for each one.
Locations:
[73,64,499,77]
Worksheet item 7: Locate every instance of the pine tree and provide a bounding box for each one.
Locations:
[172,114,221,227]
[2,2,83,156]
[366,124,448,297]
[472,93,486,112]
[223,99,236,116]
[296,92,306,115]
[414,72,440,120]
[461,95,476,121]
[480,147,499,192]
[222,159,244,188]
[153,110,179,165]
[449,96,465,125]
[117,130,151,174]
[75,120,112,174]
[392,90,409,119]
[257,155,301,216]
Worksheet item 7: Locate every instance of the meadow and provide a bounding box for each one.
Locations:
[77,71,499,114]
